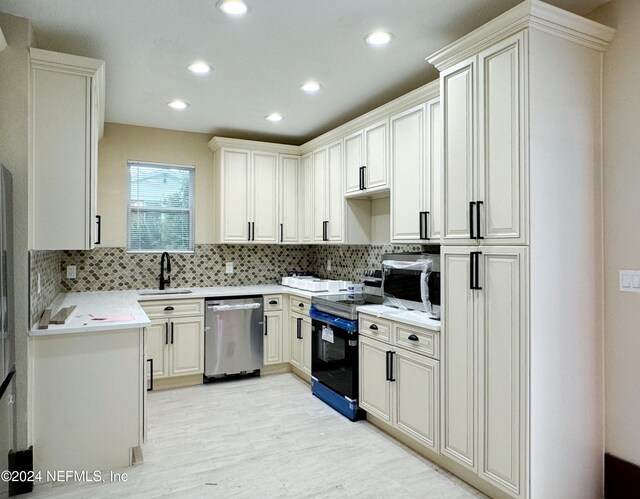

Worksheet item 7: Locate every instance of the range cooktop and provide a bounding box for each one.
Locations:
[311,293,382,320]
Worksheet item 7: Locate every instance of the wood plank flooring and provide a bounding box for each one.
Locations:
[28,373,484,498]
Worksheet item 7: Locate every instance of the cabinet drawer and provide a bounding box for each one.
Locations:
[140,298,204,319]
[289,296,311,316]
[264,294,282,311]
[394,324,439,359]
[359,314,391,343]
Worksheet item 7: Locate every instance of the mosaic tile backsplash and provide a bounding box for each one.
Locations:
[29,250,61,326]
[60,245,314,292]
[57,243,428,292]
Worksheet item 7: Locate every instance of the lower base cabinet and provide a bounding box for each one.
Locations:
[359,335,439,452]
[290,313,311,375]
[264,311,283,365]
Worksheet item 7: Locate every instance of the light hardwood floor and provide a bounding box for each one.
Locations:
[28,373,484,498]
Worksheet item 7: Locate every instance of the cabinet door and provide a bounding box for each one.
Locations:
[359,336,392,423]
[344,130,364,195]
[301,316,312,375]
[312,148,328,242]
[145,319,169,380]
[251,151,279,242]
[364,119,388,191]
[263,311,283,365]
[426,98,442,241]
[169,316,204,376]
[390,104,424,242]
[395,349,439,451]
[442,58,476,243]
[477,34,526,244]
[441,246,477,470]
[326,141,343,242]
[280,155,300,243]
[289,315,303,368]
[221,149,251,242]
[300,153,313,243]
[477,247,526,495]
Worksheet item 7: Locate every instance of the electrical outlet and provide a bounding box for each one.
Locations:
[37,273,41,294]
[327,259,332,271]
[67,265,77,279]
[225,262,234,274]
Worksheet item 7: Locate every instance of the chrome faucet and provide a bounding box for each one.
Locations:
[159,252,171,290]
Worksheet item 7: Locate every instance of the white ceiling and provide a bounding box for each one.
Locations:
[0,0,608,144]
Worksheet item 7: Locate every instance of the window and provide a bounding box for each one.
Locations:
[127,161,195,253]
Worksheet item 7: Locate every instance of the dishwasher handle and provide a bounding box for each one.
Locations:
[207,303,262,312]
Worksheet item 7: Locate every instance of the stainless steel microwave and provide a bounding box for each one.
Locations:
[381,251,441,319]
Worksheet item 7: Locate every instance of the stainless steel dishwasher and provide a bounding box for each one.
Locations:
[204,296,264,379]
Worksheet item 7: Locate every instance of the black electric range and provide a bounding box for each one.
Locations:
[311,293,382,320]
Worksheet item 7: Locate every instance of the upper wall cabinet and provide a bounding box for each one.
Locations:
[30,48,105,250]
[440,33,526,245]
[209,138,300,244]
[390,97,441,243]
[312,141,343,243]
[344,119,389,197]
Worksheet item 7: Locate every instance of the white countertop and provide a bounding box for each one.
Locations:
[356,304,441,331]
[30,285,352,336]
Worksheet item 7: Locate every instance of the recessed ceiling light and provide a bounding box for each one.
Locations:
[300,81,321,93]
[168,99,189,110]
[188,61,212,74]
[218,0,247,15]
[365,31,393,46]
[265,113,283,122]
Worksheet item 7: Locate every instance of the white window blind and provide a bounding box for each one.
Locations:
[127,161,195,253]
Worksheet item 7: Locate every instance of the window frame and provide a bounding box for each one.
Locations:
[126,160,196,254]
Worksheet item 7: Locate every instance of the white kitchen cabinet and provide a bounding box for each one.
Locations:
[290,313,311,376]
[440,33,525,245]
[264,311,283,365]
[30,48,105,250]
[345,120,389,196]
[359,327,439,452]
[390,98,441,243]
[300,153,313,243]
[441,246,526,495]
[141,299,204,388]
[312,141,343,242]
[209,138,299,244]
[280,154,300,243]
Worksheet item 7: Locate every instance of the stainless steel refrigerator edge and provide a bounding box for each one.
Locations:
[204,296,264,378]
[0,166,15,499]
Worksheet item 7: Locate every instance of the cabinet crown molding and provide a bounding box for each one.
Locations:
[427,0,615,70]
[30,47,106,138]
[208,136,301,155]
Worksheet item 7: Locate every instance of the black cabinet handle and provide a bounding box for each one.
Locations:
[322,221,329,241]
[419,211,430,240]
[470,252,483,290]
[170,322,174,344]
[164,306,174,311]
[470,251,475,290]
[469,201,476,239]
[248,221,251,241]
[359,166,366,190]
[95,215,101,245]
[252,222,255,241]
[408,334,419,341]
[386,351,391,381]
[264,315,268,336]
[165,322,169,345]
[269,300,278,305]
[475,251,482,290]
[296,317,303,339]
[298,302,304,308]
[476,201,483,239]
[147,358,153,391]
[389,351,396,382]
[369,324,378,331]
[280,223,283,243]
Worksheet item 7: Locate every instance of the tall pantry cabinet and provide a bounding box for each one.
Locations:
[428,2,614,498]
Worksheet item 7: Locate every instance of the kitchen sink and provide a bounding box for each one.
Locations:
[139,289,194,296]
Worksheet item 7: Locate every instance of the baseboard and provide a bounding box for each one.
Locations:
[151,373,202,390]
[605,453,640,498]
[261,363,292,376]
[289,365,311,384]
[8,446,33,496]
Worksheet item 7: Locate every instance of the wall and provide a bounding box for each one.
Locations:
[0,12,34,450]
[98,122,216,247]
[589,0,640,466]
